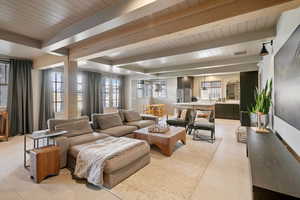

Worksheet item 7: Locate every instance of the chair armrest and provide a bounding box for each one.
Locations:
[140,114,159,123]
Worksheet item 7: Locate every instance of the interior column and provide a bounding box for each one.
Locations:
[63,57,78,119]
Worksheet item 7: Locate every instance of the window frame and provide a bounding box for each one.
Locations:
[200,80,222,100]
[0,62,9,107]
[77,73,84,112]
[136,79,167,98]
[102,76,121,108]
[51,70,64,113]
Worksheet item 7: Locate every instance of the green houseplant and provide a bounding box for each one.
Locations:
[249,79,272,131]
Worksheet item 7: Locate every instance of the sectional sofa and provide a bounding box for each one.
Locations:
[51,110,157,188]
[92,110,158,138]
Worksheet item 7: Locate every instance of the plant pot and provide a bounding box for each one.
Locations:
[250,113,258,127]
[257,113,269,129]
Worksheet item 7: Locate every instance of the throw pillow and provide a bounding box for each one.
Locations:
[118,109,126,122]
[174,108,181,118]
[179,109,188,120]
[194,110,211,123]
[123,110,142,122]
[55,119,93,137]
[95,113,123,130]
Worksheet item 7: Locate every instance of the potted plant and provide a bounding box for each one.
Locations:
[248,79,272,132]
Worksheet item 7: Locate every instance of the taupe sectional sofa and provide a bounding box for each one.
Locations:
[50,111,157,188]
[92,110,158,138]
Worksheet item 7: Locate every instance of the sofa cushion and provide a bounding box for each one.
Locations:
[69,140,150,173]
[94,113,123,130]
[123,110,142,122]
[48,116,89,131]
[101,125,138,137]
[55,119,93,137]
[125,120,155,129]
[68,132,109,146]
[118,109,126,122]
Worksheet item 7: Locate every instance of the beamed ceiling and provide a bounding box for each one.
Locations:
[0,0,300,77]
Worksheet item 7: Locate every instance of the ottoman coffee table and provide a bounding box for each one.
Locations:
[134,126,186,156]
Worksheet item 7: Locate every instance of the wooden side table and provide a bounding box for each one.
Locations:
[0,111,8,141]
[24,130,67,169]
[30,146,60,183]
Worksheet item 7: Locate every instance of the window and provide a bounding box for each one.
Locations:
[0,62,9,107]
[51,71,64,112]
[136,79,167,98]
[152,80,167,98]
[77,74,84,111]
[136,80,145,98]
[102,77,121,108]
[201,81,221,100]
[112,78,120,107]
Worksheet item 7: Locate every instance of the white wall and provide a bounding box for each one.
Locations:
[259,6,300,155]
[193,73,240,99]
[32,69,41,131]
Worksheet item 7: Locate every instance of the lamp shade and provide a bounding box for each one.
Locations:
[260,44,269,56]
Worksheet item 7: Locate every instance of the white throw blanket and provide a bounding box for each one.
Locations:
[74,136,145,186]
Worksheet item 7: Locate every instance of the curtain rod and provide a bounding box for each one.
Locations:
[0,59,9,63]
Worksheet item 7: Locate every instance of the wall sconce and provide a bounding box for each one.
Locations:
[260,40,273,56]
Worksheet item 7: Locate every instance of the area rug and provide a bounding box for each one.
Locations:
[112,135,222,200]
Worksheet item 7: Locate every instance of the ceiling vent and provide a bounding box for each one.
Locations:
[234,51,247,56]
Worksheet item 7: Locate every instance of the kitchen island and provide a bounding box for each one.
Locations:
[174,100,240,120]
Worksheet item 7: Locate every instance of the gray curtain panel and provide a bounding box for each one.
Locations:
[39,69,54,130]
[118,75,126,109]
[81,71,103,119]
[7,59,33,136]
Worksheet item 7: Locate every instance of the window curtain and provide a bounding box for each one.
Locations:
[81,71,103,119]
[38,69,54,130]
[7,59,33,136]
[118,75,125,109]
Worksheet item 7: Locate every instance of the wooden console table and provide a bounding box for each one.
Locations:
[247,127,300,199]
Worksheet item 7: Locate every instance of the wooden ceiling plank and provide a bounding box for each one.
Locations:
[113,28,275,65]
[155,63,258,77]
[69,0,292,61]
[143,55,260,74]
[0,28,41,49]
[42,0,185,52]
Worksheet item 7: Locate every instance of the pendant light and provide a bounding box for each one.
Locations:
[203,75,207,90]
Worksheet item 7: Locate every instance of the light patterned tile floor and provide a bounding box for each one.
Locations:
[0,119,251,200]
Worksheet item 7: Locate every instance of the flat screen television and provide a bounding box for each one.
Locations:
[274,25,300,131]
